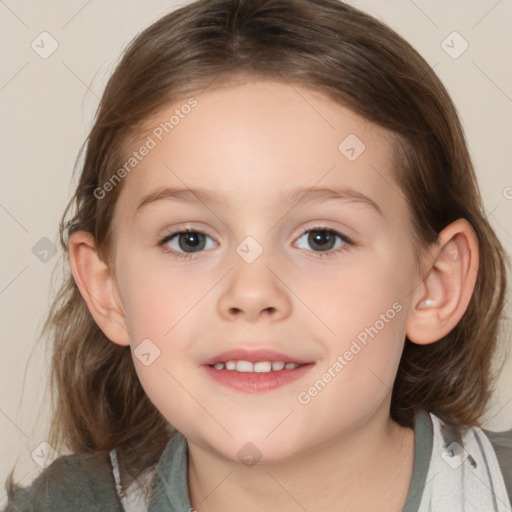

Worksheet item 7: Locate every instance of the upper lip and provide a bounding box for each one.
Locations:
[202,348,313,366]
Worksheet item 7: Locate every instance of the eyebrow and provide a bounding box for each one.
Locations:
[136,186,383,216]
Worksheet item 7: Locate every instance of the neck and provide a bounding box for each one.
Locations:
[186,408,415,512]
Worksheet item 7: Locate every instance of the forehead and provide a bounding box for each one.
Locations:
[114,79,405,221]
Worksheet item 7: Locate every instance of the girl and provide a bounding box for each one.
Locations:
[3,0,512,510]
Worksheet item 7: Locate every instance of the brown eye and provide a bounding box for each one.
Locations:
[295,227,352,258]
[159,229,216,258]
[173,231,206,252]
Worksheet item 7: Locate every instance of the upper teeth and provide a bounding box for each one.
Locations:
[212,360,301,373]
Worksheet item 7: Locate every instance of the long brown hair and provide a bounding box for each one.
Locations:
[6,0,509,500]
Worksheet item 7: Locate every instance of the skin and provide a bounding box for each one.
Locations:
[70,77,479,511]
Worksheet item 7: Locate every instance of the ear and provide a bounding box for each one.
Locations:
[406,218,479,345]
[68,230,130,346]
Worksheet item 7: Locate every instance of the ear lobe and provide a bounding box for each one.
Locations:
[68,231,130,346]
[406,219,479,345]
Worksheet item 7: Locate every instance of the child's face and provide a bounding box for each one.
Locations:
[110,78,423,462]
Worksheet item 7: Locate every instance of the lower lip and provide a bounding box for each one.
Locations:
[202,363,314,392]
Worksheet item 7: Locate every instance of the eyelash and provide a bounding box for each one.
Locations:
[158,226,354,260]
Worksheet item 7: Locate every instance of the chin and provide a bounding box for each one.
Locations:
[207,430,308,466]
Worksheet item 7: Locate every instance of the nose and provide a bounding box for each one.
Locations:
[217,258,292,323]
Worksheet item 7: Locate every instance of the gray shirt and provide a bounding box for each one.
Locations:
[3,409,512,511]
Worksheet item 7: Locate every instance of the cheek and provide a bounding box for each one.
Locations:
[305,251,409,336]
[116,257,218,415]
[294,290,407,434]
[121,279,201,431]
[120,258,209,343]
[304,251,412,395]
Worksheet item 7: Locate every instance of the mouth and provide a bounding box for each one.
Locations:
[202,349,314,392]
[208,360,307,372]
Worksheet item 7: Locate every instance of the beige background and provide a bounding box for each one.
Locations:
[1,0,511,504]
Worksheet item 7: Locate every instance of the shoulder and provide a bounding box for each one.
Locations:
[2,451,124,512]
[484,426,512,506]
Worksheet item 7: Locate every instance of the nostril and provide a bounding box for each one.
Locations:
[227,306,276,316]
